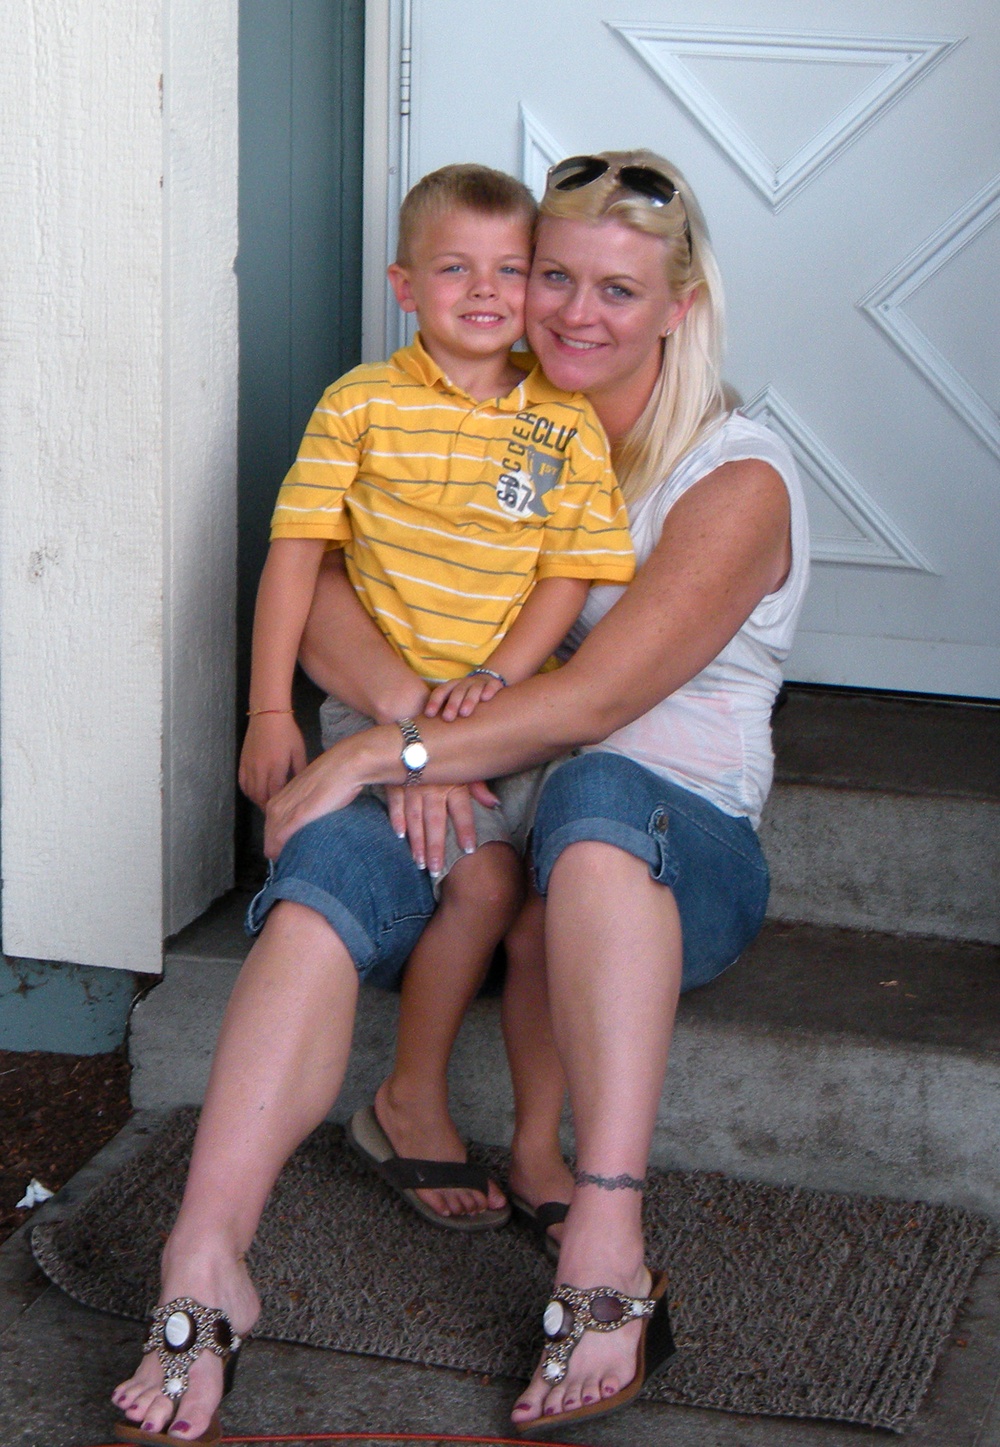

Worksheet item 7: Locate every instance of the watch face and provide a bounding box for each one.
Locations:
[402,741,429,771]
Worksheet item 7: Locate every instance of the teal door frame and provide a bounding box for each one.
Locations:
[237,0,365,864]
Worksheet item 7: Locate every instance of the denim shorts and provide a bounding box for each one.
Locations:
[531,751,770,992]
[246,795,438,988]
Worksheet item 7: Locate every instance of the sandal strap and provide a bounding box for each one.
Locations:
[377,1156,490,1194]
[539,1281,657,1386]
[534,1200,569,1232]
[142,1297,243,1401]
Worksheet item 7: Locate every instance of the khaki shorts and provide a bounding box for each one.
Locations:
[318,696,553,890]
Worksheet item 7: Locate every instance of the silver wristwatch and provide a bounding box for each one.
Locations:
[397,717,428,786]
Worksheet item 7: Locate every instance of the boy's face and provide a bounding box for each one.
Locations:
[388,208,531,373]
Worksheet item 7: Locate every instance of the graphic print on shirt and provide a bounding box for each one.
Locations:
[496,409,577,519]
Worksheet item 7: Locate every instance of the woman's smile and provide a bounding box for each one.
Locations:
[525,215,682,429]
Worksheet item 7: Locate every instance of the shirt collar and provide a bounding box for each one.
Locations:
[391,336,566,412]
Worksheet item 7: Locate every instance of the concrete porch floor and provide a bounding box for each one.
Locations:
[2,1115,999,1447]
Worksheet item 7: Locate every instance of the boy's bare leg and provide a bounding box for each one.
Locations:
[374,841,522,1220]
[502,889,574,1244]
[113,902,359,1441]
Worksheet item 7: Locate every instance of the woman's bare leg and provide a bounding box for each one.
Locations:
[113,900,359,1441]
[502,890,573,1232]
[375,841,521,1219]
[510,841,682,1426]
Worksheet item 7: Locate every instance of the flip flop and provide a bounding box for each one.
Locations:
[514,1270,675,1437]
[114,1298,244,1445]
[346,1103,511,1232]
[510,1194,568,1262]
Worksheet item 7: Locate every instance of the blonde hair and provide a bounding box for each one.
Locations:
[539,150,726,506]
[397,164,537,266]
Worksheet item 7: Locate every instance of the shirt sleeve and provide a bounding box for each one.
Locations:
[535,403,635,585]
[269,377,365,542]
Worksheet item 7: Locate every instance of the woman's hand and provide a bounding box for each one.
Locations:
[263,740,367,859]
[239,714,308,809]
[384,780,500,873]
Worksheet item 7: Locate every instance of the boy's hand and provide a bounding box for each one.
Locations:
[239,713,308,808]
[425,670,506,722]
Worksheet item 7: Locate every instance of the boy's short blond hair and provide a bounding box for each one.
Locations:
[396,164,537,265]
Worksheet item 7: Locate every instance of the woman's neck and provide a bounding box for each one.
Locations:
[587,347,663,445]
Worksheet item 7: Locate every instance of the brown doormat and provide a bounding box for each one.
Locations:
[32,1108,996,1433]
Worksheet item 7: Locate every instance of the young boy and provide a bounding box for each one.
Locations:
[240,164,634,1227]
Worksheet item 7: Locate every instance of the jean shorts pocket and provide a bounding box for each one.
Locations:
[647,807,680,887]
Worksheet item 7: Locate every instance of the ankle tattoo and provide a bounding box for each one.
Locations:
[574,1169,647,1192]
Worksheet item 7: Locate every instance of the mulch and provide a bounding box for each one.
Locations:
[0,1047,132,1244]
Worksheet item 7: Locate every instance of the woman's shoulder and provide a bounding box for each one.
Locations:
[682,411,795,480]
[645,412,799,516]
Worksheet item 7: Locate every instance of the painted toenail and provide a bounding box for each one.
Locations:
[172,1424,190,1435]
[141,1423,155,1432]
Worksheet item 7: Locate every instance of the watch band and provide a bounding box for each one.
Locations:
[397,717,428,786]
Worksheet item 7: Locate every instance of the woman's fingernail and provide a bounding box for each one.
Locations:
[394,829,406,839]
[463,843,476,854]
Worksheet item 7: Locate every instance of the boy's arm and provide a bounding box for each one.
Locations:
[425,575,588,720]
[240,538,328,807]
[299,550,430,723]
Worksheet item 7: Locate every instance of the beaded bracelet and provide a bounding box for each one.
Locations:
[468,666,508,688]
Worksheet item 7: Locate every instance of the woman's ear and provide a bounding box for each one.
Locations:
[662,289,697,337]
[387,263,417,314]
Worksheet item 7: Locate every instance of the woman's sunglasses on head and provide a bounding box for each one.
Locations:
[545,156,692,248]
[547,156,677,206]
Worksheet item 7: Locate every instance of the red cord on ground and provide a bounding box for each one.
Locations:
[91,1435,575,1446]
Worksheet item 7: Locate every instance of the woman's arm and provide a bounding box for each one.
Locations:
[265,459,791,857]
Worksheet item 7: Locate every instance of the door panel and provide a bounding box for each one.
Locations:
[369,0,1000,697]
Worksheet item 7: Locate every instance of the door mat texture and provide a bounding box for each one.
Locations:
[32,1108,997,1432]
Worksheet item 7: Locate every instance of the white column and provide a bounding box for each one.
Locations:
[0,1,238,973]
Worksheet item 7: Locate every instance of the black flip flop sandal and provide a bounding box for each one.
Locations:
[347,1103,511,1231]
[510,1194,569,1262]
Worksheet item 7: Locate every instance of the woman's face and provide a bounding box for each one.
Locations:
[526,215,688,431]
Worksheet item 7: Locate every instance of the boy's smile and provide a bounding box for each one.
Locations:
[388,209,531,399]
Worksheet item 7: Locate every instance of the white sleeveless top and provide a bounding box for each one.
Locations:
[562,412,810,828]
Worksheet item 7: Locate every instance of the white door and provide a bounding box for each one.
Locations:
[364,0,1000,699]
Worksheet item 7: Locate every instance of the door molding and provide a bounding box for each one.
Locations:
[362,0,413,360]
[859,173,1000,462]
[608,24,960,210]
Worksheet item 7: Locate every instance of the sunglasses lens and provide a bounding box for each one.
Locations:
[550,156,609,192]
[617,166,678,207]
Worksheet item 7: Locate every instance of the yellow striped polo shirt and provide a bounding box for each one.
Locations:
[270,336,635,683]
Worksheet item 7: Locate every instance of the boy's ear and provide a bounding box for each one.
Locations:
[387,262,417,314]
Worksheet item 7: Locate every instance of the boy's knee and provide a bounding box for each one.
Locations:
[441,840,523,915]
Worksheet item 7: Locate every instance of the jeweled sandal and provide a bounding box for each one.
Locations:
[515,1271,676,1436]
[114,1297,244,1446]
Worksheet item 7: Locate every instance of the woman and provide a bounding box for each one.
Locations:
[113,150,807,1440]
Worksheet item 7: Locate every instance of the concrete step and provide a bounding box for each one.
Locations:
[130,890,1000,1220]
[762,688,1000,943]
